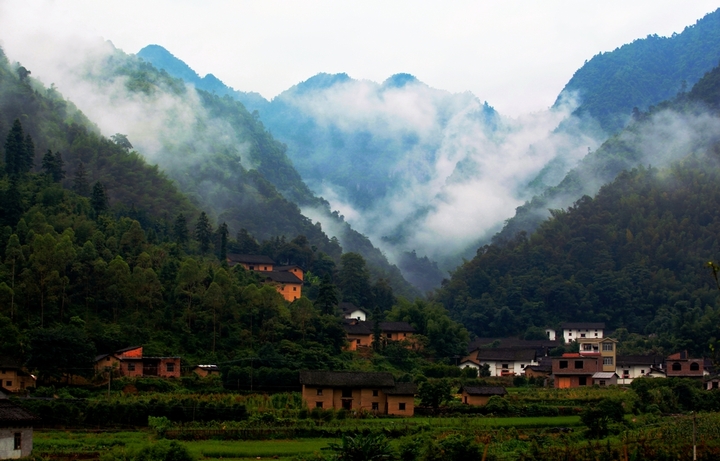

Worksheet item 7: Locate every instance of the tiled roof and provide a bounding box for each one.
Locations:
[379,322,415,333]
[342,322,373,335]
[227,254,275,265]
[592,372,618,379]
[340,303,368,315]
[474,348,537,362]
[275,265,302,272]
[467,338,559,354]
[560,322,605,330]
[258,271,303,284]
[0,400,38,426]
[299,371,395,388]
[616,355,664,367]
[460,386,507,396]
[384,382,417,395]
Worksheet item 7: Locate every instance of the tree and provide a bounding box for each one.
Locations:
[111,133,133,151]
[41,150,65,182]
[216,222,228,263]
[72,162,90,197]
[325,434,394,461]
[91,181,109,217]
[418,379,452,413]
[580,398,625,438]
[4,119,32,176]
[26,322,96,383]
[194,212,213,255]
[315,275,339,315]
[173,213,189,247]
[235,228,260,254]
[4,234,24,319]
[338,252,372,307]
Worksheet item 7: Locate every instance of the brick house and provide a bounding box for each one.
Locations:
[665,351,705,379]
[192,365,220,377]
[0,398,37,459]
[299,371,416,416]
[552,353,602,388]
[227,254,304,301]
[94,347,180,379]
[459,386,507,405]
[0,359,35,394]
[341,321,416,350]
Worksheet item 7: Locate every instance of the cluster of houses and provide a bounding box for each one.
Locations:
[227,254,304,301]
[459,322,714,388]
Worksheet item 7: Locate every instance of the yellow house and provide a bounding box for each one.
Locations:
[459,386,508,406]
[299,371,416,416]
[0,364,35,393]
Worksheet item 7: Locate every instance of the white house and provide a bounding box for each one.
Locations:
[340,303,368,321]
[0,398,36,459]
[460,348,538,377]
[616,355,664,385]
[560,322,605,343]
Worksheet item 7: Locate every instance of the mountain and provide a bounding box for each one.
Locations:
[557,8,720,134]
[138,46,600,291]
[434,63,720,357]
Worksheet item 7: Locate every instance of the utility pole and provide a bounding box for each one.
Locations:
[692,412,697,461]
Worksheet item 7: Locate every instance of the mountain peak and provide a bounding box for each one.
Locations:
[382,73,419,88]
[137,44,202,85]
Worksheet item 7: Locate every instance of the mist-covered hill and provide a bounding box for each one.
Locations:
[557,7,720,134]
[10,39,419,298]
[138,46,602,291]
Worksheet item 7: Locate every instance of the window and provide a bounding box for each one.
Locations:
[6,380,12,387]
[672,362,682,371]
[249,265,255,270]
[372,389,379,397]
[641,369,646,374]
[580,333,586,338]
[14,433,21,450]
[387,333,393,339]
[316,402,323,408]
[127,363,135,371]
[316,389,323,396]
[263,266,268,270]
[623,370,630,377]
[602,343,614,351]
[342,389,352,398]
[714,382,719,389]
[372,402,379,411]
[399,402,406,411]
[166,363,175,372]
[501,363,509,369]
[599,380,606,386]
[559,360,568,369]
[106,357,111,362]
[568,332,572,336]
[356,339,361,345]
[575,361,584,369]
[582,344,592,351]
[579,377,587,386]
[603,357,613,366]
[690,362,700,371]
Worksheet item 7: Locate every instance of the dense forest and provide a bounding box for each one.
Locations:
[558,7,720,134]
[0,46,468,388]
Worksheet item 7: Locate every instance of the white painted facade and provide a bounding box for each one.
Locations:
[563,327,603,343]
[545,329,556,341]
[345,309,367,321]
[0,428,32,459]
[459,358,537,377]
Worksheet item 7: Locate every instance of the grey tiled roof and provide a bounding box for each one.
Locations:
[560,322,605,330]
[258,271,302,283]
[227,254,275,265]
[384,382,417,395]
[0,400,38,426]
[299,371,395,387]
[460,386,507,396]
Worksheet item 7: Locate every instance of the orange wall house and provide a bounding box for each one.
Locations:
[193,365,220,377]
[0,366,35,393]
[259,271,303,301]
[299,371,416,416]
[341,321,416,351]
[227,255,305,301]
[227,254,275,272]
[459,386,507,406]
[94,347,181,379]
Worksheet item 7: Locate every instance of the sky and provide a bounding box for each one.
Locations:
[0,1,718,117]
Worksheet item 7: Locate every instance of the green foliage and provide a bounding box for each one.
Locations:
[135,441,194,461]
[325,434,394,461]
[417,379,452,411]
[579,398,625,438]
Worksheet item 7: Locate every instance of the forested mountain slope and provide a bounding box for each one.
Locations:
[47,42,419,298]
[435,150,720,357]
[496,60,720,244]
[557,8,720,134]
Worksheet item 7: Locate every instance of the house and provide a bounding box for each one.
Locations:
[552,353,602,388]
[94,347,181,379]
[258,271,303,302]
[524,356,553,380]
[192,365,220,378]
[665,351,705,379]
[227,254,304,301]
[592,372,618,386]
[341,321,416,351]
[298,371,416,416]
[545,328,557,341]
[705,375,720,390]
[227,254,275,271]
[0,398,37,459]
[578,337,617,372]
[616,355,664,385]
[459,386,507,406]
[0,359,35,394]
[560,322,605,343]
[466,338,559,357]
[460,348,538,377]
[340,303,369,321]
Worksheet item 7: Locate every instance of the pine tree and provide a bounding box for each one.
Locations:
[42,150,65,182]
[194,212,213,255]
[315,275,339,315]
[23,134,35,173]
[217,222,228,264]
[72,162,90,196]
[173,213,189,247]
[4,119,26,176]
[90,181,108,218]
